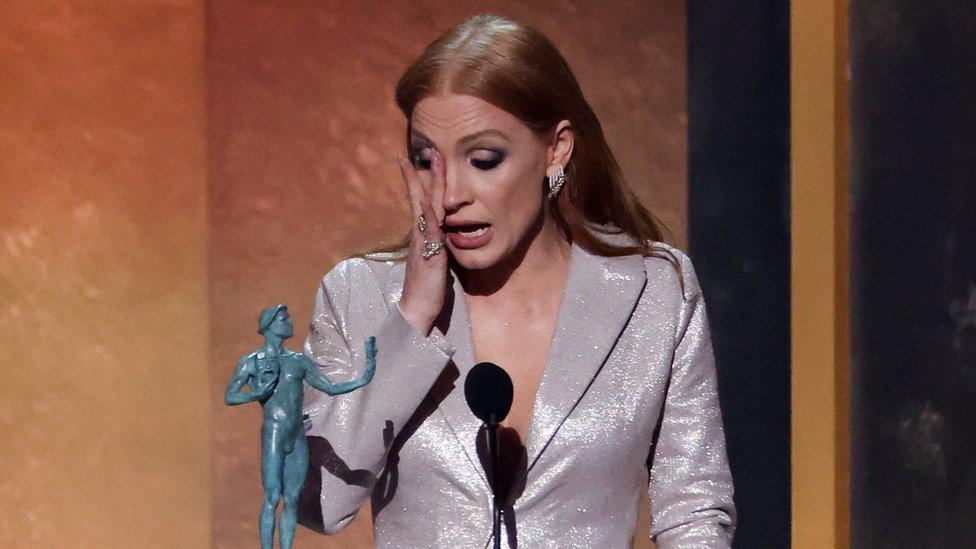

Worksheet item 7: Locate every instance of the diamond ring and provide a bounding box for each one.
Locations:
[422,239,444,259]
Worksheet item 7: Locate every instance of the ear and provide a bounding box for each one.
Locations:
[546,120,574,174]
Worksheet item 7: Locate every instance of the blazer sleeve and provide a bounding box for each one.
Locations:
[298,259,456,535]
[647,260,736,547]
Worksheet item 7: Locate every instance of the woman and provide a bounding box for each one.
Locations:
[299,14,735,548]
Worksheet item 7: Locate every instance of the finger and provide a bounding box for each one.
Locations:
[396,154,423,221]
[419,182,443,243]
[410,152,434,207]
[397,154,437,255]
[416,152,441,240]
[430,151,446,226]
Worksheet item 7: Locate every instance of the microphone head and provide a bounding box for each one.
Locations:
[464,362,514,424]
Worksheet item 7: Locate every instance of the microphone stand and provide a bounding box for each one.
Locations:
[464,362,512,549]
[487,412,501,549]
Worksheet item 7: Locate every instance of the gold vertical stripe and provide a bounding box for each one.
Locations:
[791,0,850,547]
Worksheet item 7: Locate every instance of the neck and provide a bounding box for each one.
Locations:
[263,335,285,354]
[456,210,572,298]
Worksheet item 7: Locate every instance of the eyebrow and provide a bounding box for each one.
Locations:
[410,129,510,148]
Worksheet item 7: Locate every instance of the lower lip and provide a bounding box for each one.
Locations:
[447,226,493,249]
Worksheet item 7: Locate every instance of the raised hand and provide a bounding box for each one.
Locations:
[395,150,449,336]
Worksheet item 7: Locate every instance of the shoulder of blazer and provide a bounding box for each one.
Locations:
[643,241,702,303]
[585,224,701,304]
[319,254,403,308]
[318,256,372,309]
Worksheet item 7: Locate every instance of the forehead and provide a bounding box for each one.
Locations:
[411,93,520,138]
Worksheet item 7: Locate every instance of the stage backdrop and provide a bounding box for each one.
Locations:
[206,1,688,548]
[0,1,210,547]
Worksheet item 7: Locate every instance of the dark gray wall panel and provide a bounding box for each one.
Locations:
[850,2,976,547]
[687,2,791,547]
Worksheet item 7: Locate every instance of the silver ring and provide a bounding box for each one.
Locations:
[417,214,428,236]
[422,239,444,259]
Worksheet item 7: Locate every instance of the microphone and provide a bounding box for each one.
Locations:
[464,362,513,549]
[464,362,514,425]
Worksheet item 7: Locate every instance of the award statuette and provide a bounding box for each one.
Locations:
[224,304,376,549]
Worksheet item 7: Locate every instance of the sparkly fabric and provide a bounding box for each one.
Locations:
[299,238,736,548]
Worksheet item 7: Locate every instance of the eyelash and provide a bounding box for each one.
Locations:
[411,149,506,172]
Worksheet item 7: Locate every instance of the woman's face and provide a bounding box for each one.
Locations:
[409,93,557,271]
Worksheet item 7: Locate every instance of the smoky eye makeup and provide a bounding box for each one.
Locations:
[410,147,432,170]
[408,135,508,171]
[469,148,507,171]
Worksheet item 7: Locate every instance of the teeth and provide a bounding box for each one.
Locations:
[458,226,488,237]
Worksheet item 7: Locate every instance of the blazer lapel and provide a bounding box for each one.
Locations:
[523,242,648,472]
[376,261,489,489]
[432,271,491,488]
[374,239,647,487]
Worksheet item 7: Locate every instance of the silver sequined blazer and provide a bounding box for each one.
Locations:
[298,237,736,548]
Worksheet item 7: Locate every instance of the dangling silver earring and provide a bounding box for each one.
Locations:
[547,164,566,199]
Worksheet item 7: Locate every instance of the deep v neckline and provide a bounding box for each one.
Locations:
[455,242,578,462]
[428,238,648,489]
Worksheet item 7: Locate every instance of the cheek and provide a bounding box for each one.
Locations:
[485,165,543,226]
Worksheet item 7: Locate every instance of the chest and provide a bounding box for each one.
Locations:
[467,300,560,447]
[399,314,672,504]
[278,356,306,381]
[383,281,681,508]
[253,353,305,382]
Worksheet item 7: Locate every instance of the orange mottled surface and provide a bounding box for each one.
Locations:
[0,1,210,547]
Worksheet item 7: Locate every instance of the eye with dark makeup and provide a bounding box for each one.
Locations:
[409,147,507,172]
[470,149,506,171]
[411,148,432,170]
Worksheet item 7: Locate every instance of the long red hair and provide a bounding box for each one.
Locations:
[364,14,673,262]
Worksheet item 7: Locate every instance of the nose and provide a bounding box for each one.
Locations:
[441,158,474,213]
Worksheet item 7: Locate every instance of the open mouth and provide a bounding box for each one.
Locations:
[444,221,490,234]
[444,222,493,249]
[446,223,490,237]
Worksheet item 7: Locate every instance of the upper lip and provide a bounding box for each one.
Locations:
[442,220,490,228]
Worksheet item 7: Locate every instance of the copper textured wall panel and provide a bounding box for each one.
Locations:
[207,2,686,547]
[0,1,210,547]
